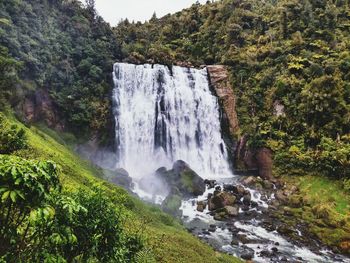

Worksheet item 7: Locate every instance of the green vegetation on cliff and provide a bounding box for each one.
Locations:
[0,0,121,135]
[118,0,350,180]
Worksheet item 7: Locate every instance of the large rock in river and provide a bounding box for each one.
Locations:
[161,193,183,218]
[157,160,206,197]
[208,191,236,210]
[104,168,134,191]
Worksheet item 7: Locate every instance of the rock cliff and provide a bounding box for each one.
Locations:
[207,65,273,179]
[17,89,64,131]
[207,65,239,135]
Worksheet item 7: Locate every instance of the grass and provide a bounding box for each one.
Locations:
[282,174,350,253]
[3,113,242,263]
[297,176,350,215]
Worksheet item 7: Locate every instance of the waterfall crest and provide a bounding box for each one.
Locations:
[112,63,232,179]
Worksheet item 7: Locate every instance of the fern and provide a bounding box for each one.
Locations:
[134,248,157,263]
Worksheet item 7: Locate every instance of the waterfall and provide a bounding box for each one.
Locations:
[112,63,232,179]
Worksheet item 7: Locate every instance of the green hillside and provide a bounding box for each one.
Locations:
[0,111,240,262]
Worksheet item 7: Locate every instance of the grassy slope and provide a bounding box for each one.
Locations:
[5,113,241,263]
[281,174,350,253]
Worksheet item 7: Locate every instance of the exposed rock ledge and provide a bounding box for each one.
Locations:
[207,65,273,179]
[207,65,239,135]
[16,89,64,131]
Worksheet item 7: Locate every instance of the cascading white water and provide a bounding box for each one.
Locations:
[112,63,350,262]
[112,62,232,179]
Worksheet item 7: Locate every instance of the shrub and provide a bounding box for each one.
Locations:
[0,114,27,154]
[0,155,143,262]
[0,155,60,260]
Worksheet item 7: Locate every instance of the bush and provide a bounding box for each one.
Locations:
[275,136,350,179]
[0,155,60,260]
[0,114,27,154]
[0,155,143,262]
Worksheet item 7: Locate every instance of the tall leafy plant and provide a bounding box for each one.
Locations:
[0,155,59,260]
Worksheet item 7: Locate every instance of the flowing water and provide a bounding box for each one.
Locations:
[112,62,231,179]
[112,62,349,262]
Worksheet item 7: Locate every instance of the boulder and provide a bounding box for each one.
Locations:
[340,241,350,254]
[106,168,134,190]
[204,179,217,189]
[275,190,288,204]
[231,237,239,246]
[173,160,189,174]
[213,212,226,221]
[237,234,249,244]
[234,185,246,195]
[208,224,217,232]
[243,192,252,206]
[271,247,278,253]
[196,201,207,212]
[156,160,206,197]
[277,224,295,235]
[155,167,167,175]
[209,192,236,210]
[256,148,273,180]
[261,219,277,232]
[241,205,250,211]
[240,247,254,260]
[241,176,257,186]
[223,205,239,217]
[223,184,235,191]
[260,249,272,257]
[161,194,182,218]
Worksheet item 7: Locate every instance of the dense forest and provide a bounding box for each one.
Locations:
[0,0,122,137]
[0,0,350,262]
[118,0,350,181]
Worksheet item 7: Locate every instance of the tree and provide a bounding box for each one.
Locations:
[150,11,157,22]
[300,75,348,138]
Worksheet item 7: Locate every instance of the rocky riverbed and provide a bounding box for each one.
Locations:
[108,160,350,262]
[180,176,350,262]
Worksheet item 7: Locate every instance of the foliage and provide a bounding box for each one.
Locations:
[116,0,350,179]
[0,155,60,261]
[0,47,22,108]
[281,174,350,251]
[276,136,350,178]
[0,154,143,262]
[0,0,122,135]
[0,113,27,154]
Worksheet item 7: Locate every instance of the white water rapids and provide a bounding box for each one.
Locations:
[111,62,349,263]
[112,62,231,179]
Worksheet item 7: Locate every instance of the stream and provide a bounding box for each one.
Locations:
[180,178,350,262]
[111,62,350,262]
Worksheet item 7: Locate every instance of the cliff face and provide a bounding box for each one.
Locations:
[207,65,239,135]
[17,89,64,131]
[207,65,273,179]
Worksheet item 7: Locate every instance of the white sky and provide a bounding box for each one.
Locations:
[81,0,209,25]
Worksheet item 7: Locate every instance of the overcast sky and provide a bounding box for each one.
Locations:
[82,0,209,25]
